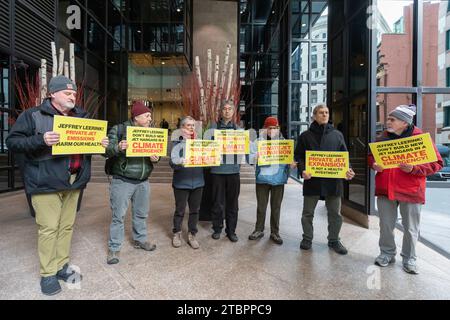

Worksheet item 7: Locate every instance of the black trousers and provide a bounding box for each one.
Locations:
[210,173,240,235]
[172,187,203,234]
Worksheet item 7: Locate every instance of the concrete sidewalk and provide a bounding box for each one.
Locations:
[0,181,449,300]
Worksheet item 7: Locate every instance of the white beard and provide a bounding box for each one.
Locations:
[64,102,75,109]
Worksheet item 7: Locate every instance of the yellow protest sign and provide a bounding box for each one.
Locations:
[215,130,250,154]
[257,140,294,165]
[52,115,107,155]
[369,133,438,169]
[306,151,349,178]
[126,127,168,157]
[184,140,221,167]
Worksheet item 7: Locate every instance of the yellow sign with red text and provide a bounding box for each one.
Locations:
[257,140,294,165]
[215,130,250,154]
[184,140,221,167]
[306,151,349,178]
[369,133,437,169]
[126,127,168,157]
[52,115,108,155]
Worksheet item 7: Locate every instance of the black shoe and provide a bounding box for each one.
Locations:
[227,233,239,242]
[212,232,221,240]
[300,239,312,250]
[270,233,283,245]
[328,241,348,255]
[56,263,82,283]
[133,240,156,251]
[40,276,62,296]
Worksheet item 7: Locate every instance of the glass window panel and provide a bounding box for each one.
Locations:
[423,1,449,86]
[291,83,308,122]
[375,93,413,137]
[292,0,310,39]
[376,0,414,87]
[291,42,308,81]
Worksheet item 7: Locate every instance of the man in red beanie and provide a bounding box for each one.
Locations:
[248,116,296,245]
[105,101,160,265]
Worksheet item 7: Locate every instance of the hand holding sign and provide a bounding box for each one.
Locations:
[302,171,312,180]
[372,162,384,172]
[101,137,109,148]
[399,163,413,173]
[119,140,128,151]
[44,131,60,146]
[345,168,355,180]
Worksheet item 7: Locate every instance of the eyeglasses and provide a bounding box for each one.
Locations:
[267,126,279,129]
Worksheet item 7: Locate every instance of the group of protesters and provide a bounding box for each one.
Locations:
[6,75,443,296]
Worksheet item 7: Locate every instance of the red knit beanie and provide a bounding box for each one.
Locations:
[263,116,279,128]
[131,101,151,117]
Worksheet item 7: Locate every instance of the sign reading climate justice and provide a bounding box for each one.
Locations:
[257,140,294,165]
[184,140,221,167]
[52,115,108,155]
[214,130,250,154]
[126,127,168,157]
[369,133,437,169]
[306,151,349,178]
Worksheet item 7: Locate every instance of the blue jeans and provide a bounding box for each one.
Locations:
[108,178,150,252]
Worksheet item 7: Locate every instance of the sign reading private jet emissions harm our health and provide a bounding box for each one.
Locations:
[184,140,221,167]
[306,151,349,178]
[126,127,168,157]
[214,130,250,154]
[369,133,438,169]
[52,115,108,155]
[257,140,294,165]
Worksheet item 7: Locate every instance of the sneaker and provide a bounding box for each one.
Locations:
[134,240,156,251]
[172,232,182,248]
[188,233,200,249]
[328,241,348,255]
[402,259,419,275]
[374,255,396,267]
[227,233,239,242]
[40,276,62,296]
[270,233,283,245]
[300,239,312,250]
[248,230,264,240]
[56,263,82,283]
[212,232,221,240]
[107,250,120,265]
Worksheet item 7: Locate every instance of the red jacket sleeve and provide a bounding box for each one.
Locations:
[410,143,443,176]
[368,154,375,169]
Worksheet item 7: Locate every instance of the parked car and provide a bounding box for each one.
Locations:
[427,144,450,181]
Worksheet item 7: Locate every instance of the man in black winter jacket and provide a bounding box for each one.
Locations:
[294,104,354,255]
[6,76,109,296]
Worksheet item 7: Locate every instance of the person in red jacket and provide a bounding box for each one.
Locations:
[369,104,443,274]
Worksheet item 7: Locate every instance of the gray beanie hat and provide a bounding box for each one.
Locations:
[48,76,77,94]
[389,104,416,125]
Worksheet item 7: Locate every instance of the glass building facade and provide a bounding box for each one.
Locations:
[0,0,192,193]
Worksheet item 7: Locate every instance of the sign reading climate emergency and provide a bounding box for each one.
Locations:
[126,127,168,157]
[306,151,349,178]
[52,115,108,155]
[184,140,221,167]
[257,140,294,165]
[369,133,437,169]
[214,130,250,154]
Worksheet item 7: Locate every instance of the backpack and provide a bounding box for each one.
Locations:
[105,124,124,175]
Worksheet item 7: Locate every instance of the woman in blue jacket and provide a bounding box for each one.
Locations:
[170,116,204,249]
[248,117,295,245]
